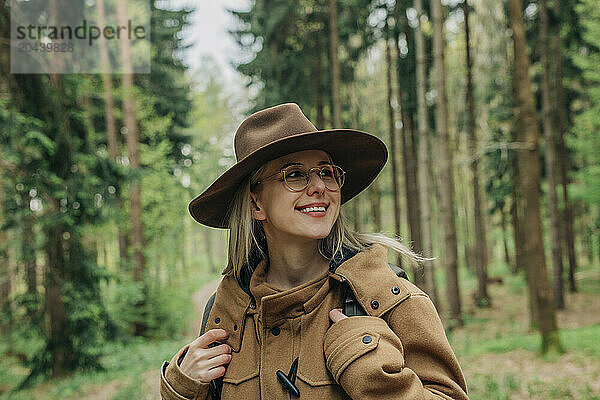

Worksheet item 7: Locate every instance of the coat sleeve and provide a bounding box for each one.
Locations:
[160,345,212,400]
[323,293,469,400]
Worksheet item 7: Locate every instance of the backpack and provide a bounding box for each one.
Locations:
[199,263,408,399]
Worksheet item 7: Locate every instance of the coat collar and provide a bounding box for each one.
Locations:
[204,244,368,352]
[248,258,331,328]
[236,244,360,294]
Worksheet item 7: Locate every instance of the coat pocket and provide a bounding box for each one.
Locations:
[297,313,337,387]
[297,320,348,400]
[221,315,260,398]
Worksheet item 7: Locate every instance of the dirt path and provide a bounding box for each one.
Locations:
[143,277,222,400]
[190,278,222,338]
[62,278,223,400]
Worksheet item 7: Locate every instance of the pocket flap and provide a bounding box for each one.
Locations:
[297,313,337,387]
[325,328,380,383]
[221,314,260,385]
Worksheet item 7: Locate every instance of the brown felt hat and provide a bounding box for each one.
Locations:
[189,103,387,228]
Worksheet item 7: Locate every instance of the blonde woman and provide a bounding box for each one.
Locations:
[160,103,468,400]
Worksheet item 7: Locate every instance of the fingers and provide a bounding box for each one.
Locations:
[200,365,227,383]
[180,339,233,383]
[195,328,229,349]
[203,343,231,359]
[204,352,232,371]
[329,308,348,323]
[195,344,232,383]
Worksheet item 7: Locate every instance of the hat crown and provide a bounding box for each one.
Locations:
[234,103,317,161]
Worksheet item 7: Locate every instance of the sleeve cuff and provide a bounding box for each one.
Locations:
[324,316,399,383]
[160,346,211,400]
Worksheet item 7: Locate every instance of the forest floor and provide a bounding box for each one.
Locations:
[450,267,600,399]
[1,266,598,399]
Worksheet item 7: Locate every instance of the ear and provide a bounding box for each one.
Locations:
[250,192,266,221]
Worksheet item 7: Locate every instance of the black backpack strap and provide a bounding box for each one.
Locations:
[342,263,409,317]
[199,292,216,337]
[388,263,409,280]
[342,285,368,317]
[199,292,223,400]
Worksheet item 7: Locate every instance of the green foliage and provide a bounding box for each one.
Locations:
[569,0,600,239]
[0,336,190,399]
[230,0,377,119]
[102,266,211,341]
[0,0,198,388]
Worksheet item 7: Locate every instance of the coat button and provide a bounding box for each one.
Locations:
[370,300,379,310]
[215,317,220,324]
[233,324,238,331]
[392,286,400,295]
[271,326,280,336]
[249,301,256,309]
[362,335,372,344]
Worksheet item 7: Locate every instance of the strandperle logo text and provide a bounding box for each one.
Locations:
[15,19,147,46]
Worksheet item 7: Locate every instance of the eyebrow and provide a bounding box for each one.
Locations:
[280,160,332,169]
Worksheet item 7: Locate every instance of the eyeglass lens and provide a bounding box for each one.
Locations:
[283,165,345,191]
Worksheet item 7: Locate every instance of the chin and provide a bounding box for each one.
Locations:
[297,224,334,240]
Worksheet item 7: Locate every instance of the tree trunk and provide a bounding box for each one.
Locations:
[512,169,538,324]
[432,0,461,327]
[116,0,146,336]
[0,183,10,313]
[97,0,117,155]
[500,204,511,267]
[202,228,215,274]
[461,188,474,272]
[21,197,37,295]
[394,1,423,285]
[385,15,403,269]
[45,1,75,375]
[552,0,577,293]
[315,35,325,129]
[580,205,593,263]
[349,89,363,232]
[45,223,71,378]
[329,0,341,128]
[45,46,73,375]
[368,181,382,232]
[508,0,562,353]
[510,156,524,274]
[539,0,564,310]
[415,0,439,307]
[463,0,489,307]
[97,0,129,270]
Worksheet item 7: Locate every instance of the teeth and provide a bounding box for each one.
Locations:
[299,206,326,213]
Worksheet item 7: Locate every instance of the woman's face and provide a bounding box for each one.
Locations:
[250,149,341,246]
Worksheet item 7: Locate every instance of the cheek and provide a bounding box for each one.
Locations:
[261,188,298,218]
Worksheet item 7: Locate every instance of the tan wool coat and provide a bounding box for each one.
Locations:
[160,244,469,400]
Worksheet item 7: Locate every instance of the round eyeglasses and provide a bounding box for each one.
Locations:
[252,164,346,192]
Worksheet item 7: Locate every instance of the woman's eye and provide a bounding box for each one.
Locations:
[286,170,304,179]
[320,168,334,178]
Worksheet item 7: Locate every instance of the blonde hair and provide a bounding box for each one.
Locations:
[221,166,428,281]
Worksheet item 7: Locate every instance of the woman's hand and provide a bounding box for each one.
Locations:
[329,308,348,324]
[179,328,232,383]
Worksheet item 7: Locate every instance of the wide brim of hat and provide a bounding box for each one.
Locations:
[189,129,388,228]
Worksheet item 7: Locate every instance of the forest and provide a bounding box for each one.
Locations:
[0,0,599,398]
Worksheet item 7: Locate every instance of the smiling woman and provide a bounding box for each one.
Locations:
[159,103,469,400]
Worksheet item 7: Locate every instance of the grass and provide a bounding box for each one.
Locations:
[445,260,600,399]
[0,337,188,399]
[0,264,219,400]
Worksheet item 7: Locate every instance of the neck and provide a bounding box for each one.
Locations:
[265,240,330,290]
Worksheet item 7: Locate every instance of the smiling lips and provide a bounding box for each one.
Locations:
[296,203,329,217]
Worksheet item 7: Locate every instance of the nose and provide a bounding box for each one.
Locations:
[306,171,326,196]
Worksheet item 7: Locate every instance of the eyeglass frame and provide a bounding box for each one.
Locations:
[251,164,346,192]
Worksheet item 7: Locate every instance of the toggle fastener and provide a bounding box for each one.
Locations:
[276,356,300,397]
